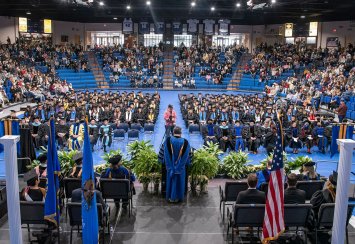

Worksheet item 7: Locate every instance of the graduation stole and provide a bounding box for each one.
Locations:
[148,113,154,121]
[167,137,188,168]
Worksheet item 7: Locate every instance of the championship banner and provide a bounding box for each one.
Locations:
[155,22,165,34]
[172,21,182,34]
[44,19,52,34]
[218,19,230,35]
[19,17,28,33]
[187,19,199,34]
[139,21,150,34]
[122,18,134,34]
[203,19,215,35]
[285,23,293,37]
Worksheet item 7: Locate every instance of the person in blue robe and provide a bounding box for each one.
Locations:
[163,126,191,203]
[99,118,112,152]
[201,119,218,145]
[312,122,326,153]
[234,120,245,151]
[289,122,302,154]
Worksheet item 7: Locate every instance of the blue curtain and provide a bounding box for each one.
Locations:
[0,121,4,152]
[11,120,20,155]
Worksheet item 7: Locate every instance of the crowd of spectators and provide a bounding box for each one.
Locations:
[173,44,244,88]
[95,44,164,88]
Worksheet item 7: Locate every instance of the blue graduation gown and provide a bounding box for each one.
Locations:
[163,136,191,201]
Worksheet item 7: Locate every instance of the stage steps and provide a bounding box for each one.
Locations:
[87,51,109,89]
[227,53,251,91]
[162,51,174,89]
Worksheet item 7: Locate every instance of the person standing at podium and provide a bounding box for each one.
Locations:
[163,126,191,203]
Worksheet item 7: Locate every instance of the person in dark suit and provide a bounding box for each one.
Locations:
[284,173,306,204]
[236,173,266,204]
[71,188,109,215]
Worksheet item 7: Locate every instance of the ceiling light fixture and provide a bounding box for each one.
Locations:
[191,2,196,7]
[211,6,215,11]
[26,11,31,15]
[126,5,131,9]
[236,2,241,7]
[113,17,117,20]
[300,15,305,19]
[146,1,151,5]
[271,0,276,3]
[99,1,104,6]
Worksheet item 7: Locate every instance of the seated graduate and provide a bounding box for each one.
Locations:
[146,107,156,124]
[256,159,272,190]
[236,173,266,204]
[289,121,302,154]
[284,173,306,204]
[20,169,46,202]
[71,188,109,215]
[69,152,83,178]
[68,117,84,151]
[56,116,69,149]
[38,120,50,148]
[133,107,146,126]
[201,118,218,145]
[99,118,112,153]
[30,116,41,149]
[88,119,99,151]
[234,120,245,151]
[35,154,47,178]
[245,120,261,154]
[185,108,198,127]
[217,120,233,152]
[312,121,326,153]
[300,121,313,154]
[301,161,320,181]
[101,155,136,207]
[310,171,337,220]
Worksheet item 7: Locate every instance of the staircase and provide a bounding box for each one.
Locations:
[162,51,174,89]
[87,51,109,89]
[227,53,252,91]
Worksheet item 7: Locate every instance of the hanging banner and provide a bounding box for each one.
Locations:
[203,19,215,35]
[19,17,28,33]
[44,19,52,34]
[139,21,150,34]
[172,21,182,34]
[218,19,230,35]
[309,22,318,37]
[122,18,134,34]
[155,22,165,34]
[285,23,293,37]
[187,19,199,34]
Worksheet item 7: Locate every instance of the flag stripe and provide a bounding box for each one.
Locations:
[262,116,285,243]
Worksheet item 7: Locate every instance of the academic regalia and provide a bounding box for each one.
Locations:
[56,124,69,148]
[147,112,155,124]
[234,125,245,151]
[68,123,84,150]
[198,111,207,125]
[35,109,46,122]
[245,125,261,153]
[88,124,99,149]
[99,124,112,151]
[19,127,36,172]
[312,126,326,152]
[38,123,50,147]
[30,122,41,148]
[201,124,218,145]
[163,136,191,202]
[289,127,302,149]
[217,125,233,152]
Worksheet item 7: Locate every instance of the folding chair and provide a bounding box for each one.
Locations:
[117,123,129,133]
[219,181,248,221]
[113,129,126,147]
[284,204,312,244]
[127,129,139,143]
[20,201,48,242]
[130,123,142,132]
[296,181,325,200]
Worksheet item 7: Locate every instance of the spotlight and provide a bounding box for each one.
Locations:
[191,2,196,7]
[211,6,215,11]
[113,17,117,20]
[26,11,31,15]
[236,2,241,7]
[300,15,305,19]
[126,5,131,9]
[99,1,104,6]
[271,0,276,3]
[146,1,151,5]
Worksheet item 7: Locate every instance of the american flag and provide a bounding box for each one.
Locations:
[262,117,285,243]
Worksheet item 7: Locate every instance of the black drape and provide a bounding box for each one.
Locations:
[19,127,36,173]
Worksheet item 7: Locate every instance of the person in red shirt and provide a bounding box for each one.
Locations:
[164,104,177,136]
[336,99,347,123]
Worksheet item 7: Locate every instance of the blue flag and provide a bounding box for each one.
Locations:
[82,122,99,243]
[330,125,340,158]
[346,125,354,139]
[44,119,61,225]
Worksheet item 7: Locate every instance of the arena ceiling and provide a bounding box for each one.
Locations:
[0,0,354,25]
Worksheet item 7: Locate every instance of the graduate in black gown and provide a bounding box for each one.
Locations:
[88,119,99,151]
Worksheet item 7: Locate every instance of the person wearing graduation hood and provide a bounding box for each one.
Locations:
[56,116,69,149]
[20,169,46,202]
[69,152,83,178]
[35,154,47,178]
[163,126,191,203]
[88,118,99,151]
[30,116,41,149]
[301,161,320,181]
[68,117,84,151]
[99,118,112,152]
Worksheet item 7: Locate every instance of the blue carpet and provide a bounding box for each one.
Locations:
[0,90,354,185]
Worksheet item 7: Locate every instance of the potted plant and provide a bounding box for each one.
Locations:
[133,147,161,192]
[127,140,153,169]
[57,150,79,177]
[151,172,162,194]
[222,151,251,180]
[286,155,313,174]
[190,143,220,193]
